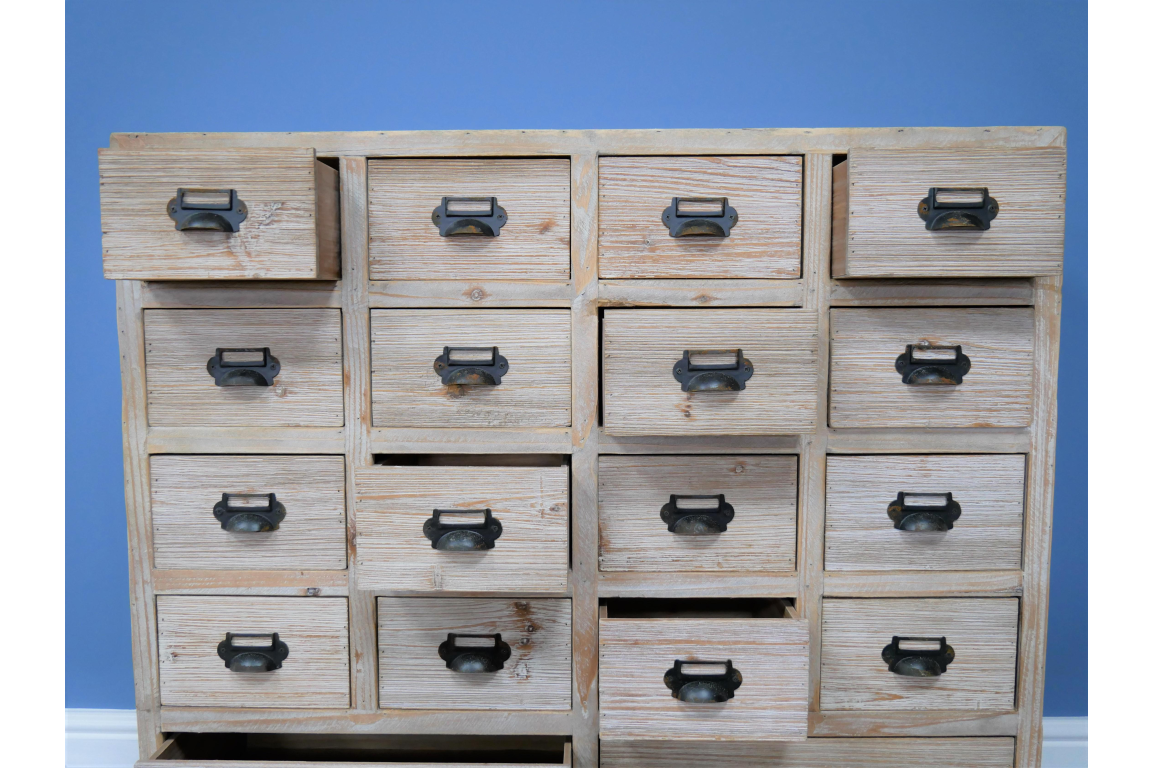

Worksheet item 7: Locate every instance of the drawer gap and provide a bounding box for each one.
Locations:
[601,597,793,619]
[374,453,569,467]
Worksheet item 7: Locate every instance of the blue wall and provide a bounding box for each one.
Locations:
[67,0,1087,715]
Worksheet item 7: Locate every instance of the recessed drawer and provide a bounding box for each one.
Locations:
[825,455,1024,572]
[356,459,569,592]
[377,597,571,710]
[100,148,339,280]
[831,147,1066,277]
[156,596,349,708]
[820,598,1018,711]
[603,309,819,435]
[370,310,571,428]
[599,600,809,740]
[829,308,1034,428]
[151,455,347,571]
[599,156,802,279]
[598,455,797,573]
[144,309,344,427]
[368,158,570,281]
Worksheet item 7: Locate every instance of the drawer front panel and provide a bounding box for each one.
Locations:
[829,308,1034,428]
[601,738,1016,767]
[598,455,797,572]
[377,598,572,710]
[356,465,569,592]
[368,158,571,281]
[371,310,572,428]
[599,618,809,740]
[157,596,350,708]
[145,309,344,427]
[820,598,1018,711]
[603,309,819,435]
[151,455,347,571]
[100,148,338,280]
[599,156,802,279]
[834,146,1066,277]
[826,455,1025,572]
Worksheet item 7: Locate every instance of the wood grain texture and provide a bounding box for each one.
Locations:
[377,598,572,710]
[150,455,346,570]
[144,309,344,427]
[598,279,802,307]
[598,156,802,279]
[371,310,572,428]
[598,455,796,572]
[156,596,350,708]
[598,571,798,598]
[599,618,809,740]
[152,569,348,596]
[825,454,1025,572]
[829,308,1035,428]
[823,570,1023,598]
[368,159,570,281]
[808,709,1018,737]
[602,309,819,435]
[830,278,1033,307]
[600,737,1015,767]
[820,598,1019,711]
[836,147,1066,277]
[159,708,573,734]
[101,148,332,280]
[355,465,569,592]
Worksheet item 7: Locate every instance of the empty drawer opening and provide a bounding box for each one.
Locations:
[374,453,569,468]
[600,597,794,619]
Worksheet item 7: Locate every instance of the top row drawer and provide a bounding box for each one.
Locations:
[100,147,1065,281]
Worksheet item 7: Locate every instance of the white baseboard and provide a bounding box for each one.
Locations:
[64,708,1088,767]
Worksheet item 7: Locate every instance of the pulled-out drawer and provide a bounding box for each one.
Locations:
[820,598,1019,711]
[377,597,571,710]
[598,455,797,573]
[156,596,349,708]
[602,309,819,435]
[101,148,339,280]
[144,309,344,427]
[832,147,1065,277]
[151,455,346,571]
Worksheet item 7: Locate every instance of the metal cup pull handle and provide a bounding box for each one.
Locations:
[882,636,954,677]
[894,344,971,385]
[432,196,507,236]
[660,494,735,535]
[217,632,289,673]
[664,659,743,702]
[423,509,503,551]
[438,633,512,673]
[213,493,286,532]
[887,492,961,531]
[673,349,754,392]
[918,187,999,231]
[662,197,739,237]
[433,346,508,386]
[168,188,248,232]
[207,347,281,387]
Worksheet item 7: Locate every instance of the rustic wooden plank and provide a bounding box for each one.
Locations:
[598,279,803,307]
[599,432,800,454]
[369,280,574,307]
[370,427,573,454]
[830,278,1033,306]
[142,280,342,308]
[808,710,1019,738]
[152,569,348,596]
[158,707,574,734]
[597,571,799,598]
[827,427,1031,454]
[146,426,345,454]
[823,570,1023,597]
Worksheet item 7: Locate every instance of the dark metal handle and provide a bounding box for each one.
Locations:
[217,632,289,673]
[918,187,999,231]
[433,346,508,386]
[423,509,503,551]
[660,494,735,535]
[662,197,738,237]
[664,659,742,702]
[673,349,754,392]
[432,196,507,236]
[168,188,248,232]
[887,492,961,532]
[882,636,954,677]
[894,345,971,385]
[213,493,286,533]
[207,347,281,387]
[438,633,512,673]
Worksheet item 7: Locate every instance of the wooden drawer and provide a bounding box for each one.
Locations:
[377,597,571,710]
[100,148,339,280]
[144,309,344,427]
[598,455,797,573]
[370,310,571,428]
[156,596,349,708]
[368,158,570,281]
[820,598,1018,711]
[825,455,1025,572]
[831,147,1065,277]
[599,603,809,740]
[151,455,347,571]
[599,156,802,279]
[355,460,569,592]
[829,308,1034,428]
[603,309,819,435]
[601,738,1015,767]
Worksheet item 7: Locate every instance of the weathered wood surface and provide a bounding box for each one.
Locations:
[598,279,802,307]
[823,570,1023,598]
[830,278,1033,307]
[808,709,1018,737]
[597,570,798,598]
[151,569,348,596]
[158,707,573,734]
